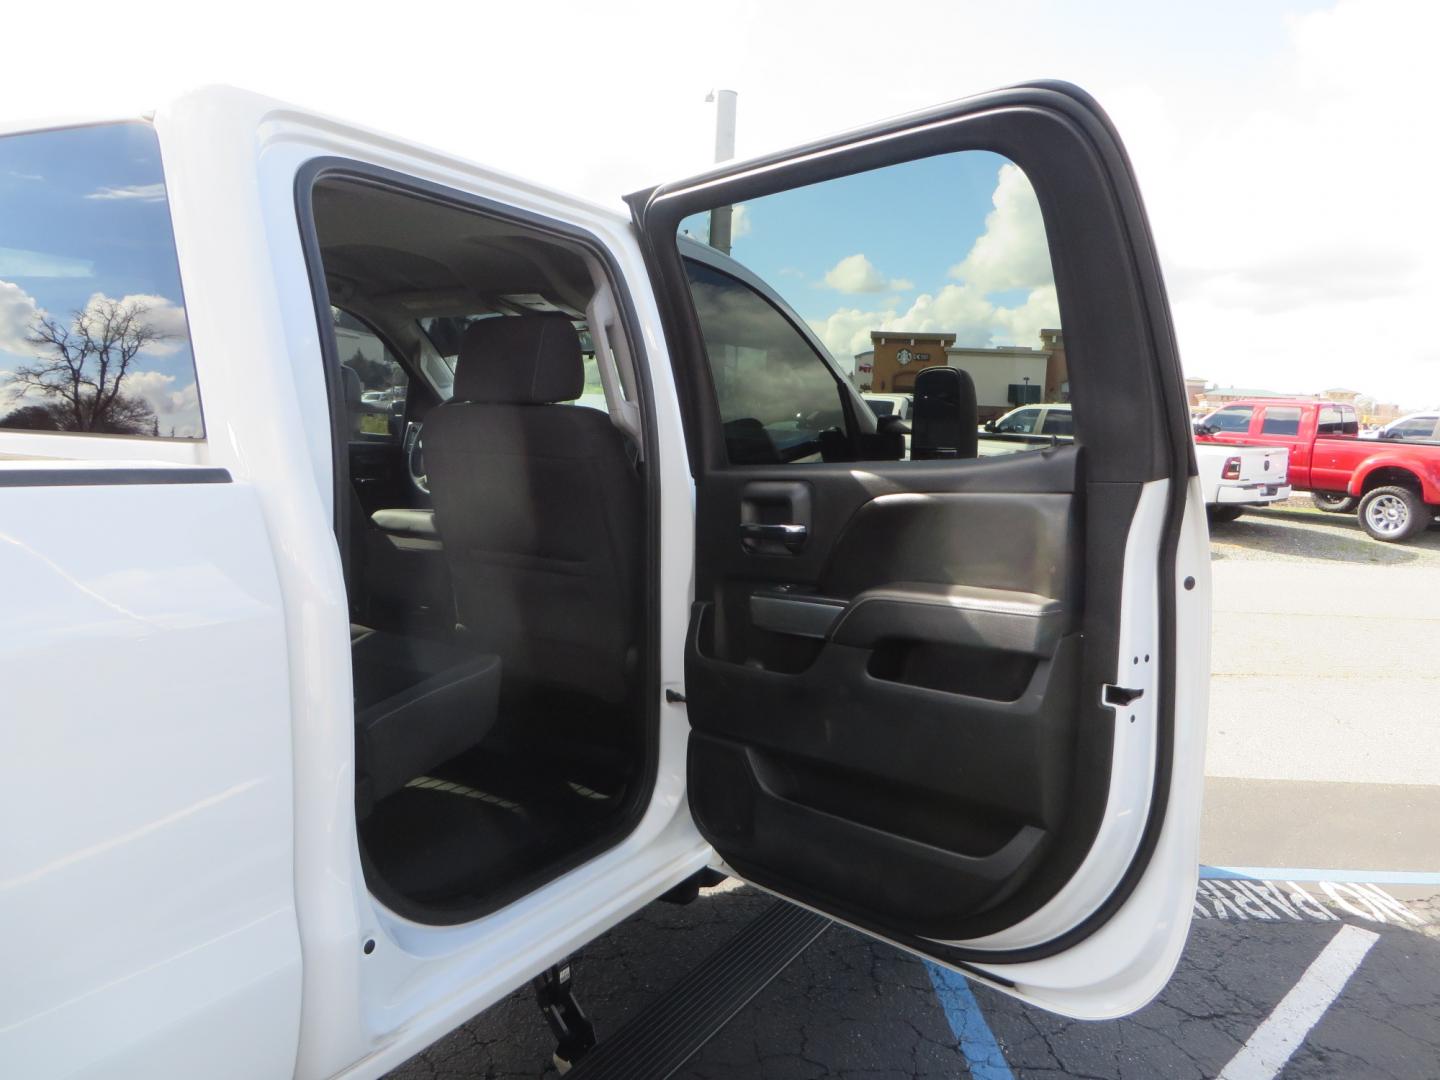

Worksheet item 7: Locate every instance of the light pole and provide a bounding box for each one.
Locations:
[706,89,737,254]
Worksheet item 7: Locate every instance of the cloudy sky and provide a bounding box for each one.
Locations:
[2,0,1435,407]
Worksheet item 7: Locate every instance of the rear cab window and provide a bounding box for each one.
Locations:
[0,123,201,442]
[1040,409,1074,436]
[1317,405,1359,436]
[1260,406,1301,435]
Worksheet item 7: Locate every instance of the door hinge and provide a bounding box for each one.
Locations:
[1103,684,1145,707]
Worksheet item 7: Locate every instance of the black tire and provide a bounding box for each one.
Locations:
[1357,485,1428,542]
[1311,491,1359,514]
[1207,505,1245,524]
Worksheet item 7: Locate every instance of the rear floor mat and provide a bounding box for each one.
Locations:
[360,764,630,909]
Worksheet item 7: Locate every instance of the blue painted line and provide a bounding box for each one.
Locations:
[925,960,1016,1080]
[1200,865,1440,885]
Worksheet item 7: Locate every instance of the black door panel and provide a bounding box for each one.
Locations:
[684,447,1091,939]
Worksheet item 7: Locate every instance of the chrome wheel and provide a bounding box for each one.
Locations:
[1364,493,1409,535]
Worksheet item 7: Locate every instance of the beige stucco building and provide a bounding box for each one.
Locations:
[855,328,1066,419]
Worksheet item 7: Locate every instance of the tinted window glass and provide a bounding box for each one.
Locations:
[684,258,846,463]
[1041,409,1074,436]
[996,407,1041,434]
[1317,406,1344,435]
[1392,417,1439,438]
[334,309,407,443]
[0,123,201,438]
[1206,406,1253,433]
[676,149,1066,463]
[1261,406,1301,435]
[866,398,895,417]
[1339,406,1359,436]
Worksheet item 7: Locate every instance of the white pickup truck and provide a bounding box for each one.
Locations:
[1195,443,1291,522]
[0,83,1211,1079]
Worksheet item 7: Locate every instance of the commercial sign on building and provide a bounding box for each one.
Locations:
[863,329,1067,421]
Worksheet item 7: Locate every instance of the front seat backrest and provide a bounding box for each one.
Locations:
[423,315,641,704]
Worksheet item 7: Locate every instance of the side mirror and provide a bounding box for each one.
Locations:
[1379,428,1401,440]
[912,367,979,460]
[983,418,998,433]
[876,415,911,436]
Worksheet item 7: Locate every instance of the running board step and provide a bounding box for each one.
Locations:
[567,899,831,1079]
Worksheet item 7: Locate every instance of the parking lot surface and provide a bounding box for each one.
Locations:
[387,504,1440,1079]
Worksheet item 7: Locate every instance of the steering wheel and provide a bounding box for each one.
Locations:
[403,421,429,494]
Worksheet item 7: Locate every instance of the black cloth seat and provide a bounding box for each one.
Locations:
[351,629,501,816]
[422,314,641,705]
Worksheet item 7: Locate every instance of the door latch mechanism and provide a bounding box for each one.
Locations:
[1102,684,1145,707]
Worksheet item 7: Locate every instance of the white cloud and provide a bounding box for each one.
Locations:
[948,164,1053,293]
[810,304,900,366]
[731,203,752,240]
[0,279,41,354]
[84,182,167,203]
[80,292,189,356]
[124,369,202,435]
[809,166,1060,365]
[822,253,913,294]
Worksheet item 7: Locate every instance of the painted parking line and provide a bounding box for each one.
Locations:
[1195,867,1430,926]
[918,868,1429,1078]
[925,961,1015,1080]
[1202,865,1440,886]
[1217,924,1380,1080]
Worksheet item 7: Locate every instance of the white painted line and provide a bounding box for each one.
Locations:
[1201,865,1440,885]
[1217,924,1379,1080]
[1193,879,1428,925]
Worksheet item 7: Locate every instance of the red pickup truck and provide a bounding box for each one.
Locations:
[1195,398,1440,542]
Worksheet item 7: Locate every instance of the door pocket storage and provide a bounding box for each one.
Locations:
[688,734,1049,934]
[867,639,1037,701]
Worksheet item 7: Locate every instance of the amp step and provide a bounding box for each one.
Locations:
[566,899,832,1079]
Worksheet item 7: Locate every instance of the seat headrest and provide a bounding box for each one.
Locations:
[451,314,584,404]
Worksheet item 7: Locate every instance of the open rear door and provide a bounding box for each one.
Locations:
[628,82,1210,1019]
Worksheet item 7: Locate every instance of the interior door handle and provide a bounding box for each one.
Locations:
[740,523,808,553]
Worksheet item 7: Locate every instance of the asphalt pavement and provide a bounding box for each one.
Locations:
[387,504,1440,1079]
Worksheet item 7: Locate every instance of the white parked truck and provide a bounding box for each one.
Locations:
[1195,443,1291,522]
[0,83,1211,1079]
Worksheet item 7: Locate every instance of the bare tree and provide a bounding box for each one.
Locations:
[7,297,170,434]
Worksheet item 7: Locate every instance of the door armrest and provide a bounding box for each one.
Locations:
[829,582,1066,657]
[371,507,438,538]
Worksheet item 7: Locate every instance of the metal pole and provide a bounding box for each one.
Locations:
[707,89,738,254]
